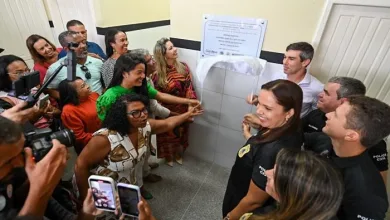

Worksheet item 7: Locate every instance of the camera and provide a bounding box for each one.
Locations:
[29,129,75,162]
[7,70,40,109]
[12,71,40,97]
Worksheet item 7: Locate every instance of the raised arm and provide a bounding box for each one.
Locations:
[149,104,203,134]
[155,91,200,106]
[75,135,111,201]
[149,99,170,118]
[227,180,270,220]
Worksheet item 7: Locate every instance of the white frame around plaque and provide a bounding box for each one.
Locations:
[200,14,268,59]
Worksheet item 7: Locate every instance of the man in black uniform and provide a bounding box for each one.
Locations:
[323,95,389,219]
[302,76,388,182]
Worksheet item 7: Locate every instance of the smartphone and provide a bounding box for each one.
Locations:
[37,94,49,109]
[88,175,116,212]
[117,183,141,217]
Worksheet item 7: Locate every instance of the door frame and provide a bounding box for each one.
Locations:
[312,0,390,49]
[43,0,102,48]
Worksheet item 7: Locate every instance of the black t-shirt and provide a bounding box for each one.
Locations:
[222,131,303,216]
[303,109,388,171]
[329,150,389,220]
[302,108,326,133]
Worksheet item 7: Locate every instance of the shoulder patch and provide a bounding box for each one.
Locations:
[238,144,251,158]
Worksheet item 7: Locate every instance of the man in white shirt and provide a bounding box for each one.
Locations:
[252,42,323,117]
[276,42,323,116]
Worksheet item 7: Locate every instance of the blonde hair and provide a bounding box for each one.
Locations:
[153,37,186,88]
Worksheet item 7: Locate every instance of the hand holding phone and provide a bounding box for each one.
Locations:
[117,183,141,218]
[88,175,117,212]
[37,94,49,109]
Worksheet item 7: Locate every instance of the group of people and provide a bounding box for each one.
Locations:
[0,18,388,220]
[222,42,389,220]
[0,19,202,220]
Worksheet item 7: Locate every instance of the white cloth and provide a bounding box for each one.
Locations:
[195,55,266,102]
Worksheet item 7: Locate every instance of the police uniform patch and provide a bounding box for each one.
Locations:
[238,144,250,158]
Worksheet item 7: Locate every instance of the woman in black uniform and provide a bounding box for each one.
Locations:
[222,79,304,220]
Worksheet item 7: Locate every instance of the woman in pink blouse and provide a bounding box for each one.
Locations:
[26,34,61,84]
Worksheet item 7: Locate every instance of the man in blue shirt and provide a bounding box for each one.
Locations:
[58,20,106,60]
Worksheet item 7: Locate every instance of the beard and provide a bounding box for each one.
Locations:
[76,51,88,59]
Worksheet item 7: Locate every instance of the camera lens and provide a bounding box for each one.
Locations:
[50,129,75,147]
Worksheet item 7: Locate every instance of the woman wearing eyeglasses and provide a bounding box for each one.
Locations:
[58,77,101,154]
[75,93,202,219]
[0,55,60,128]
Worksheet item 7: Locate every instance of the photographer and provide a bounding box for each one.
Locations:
[0,55,60,128]
[0,115,101,219]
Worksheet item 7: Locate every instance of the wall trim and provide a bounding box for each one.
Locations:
[170,37,284,64]
[96,20,170,35]
[312,0,390,50]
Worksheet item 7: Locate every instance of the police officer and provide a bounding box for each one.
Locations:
[323,95,389,219]
[302,76,388,182]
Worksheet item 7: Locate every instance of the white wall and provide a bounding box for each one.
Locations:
[126,26,170,52]
[170,0,326,52]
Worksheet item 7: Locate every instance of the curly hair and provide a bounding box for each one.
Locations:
[103,93,149,135]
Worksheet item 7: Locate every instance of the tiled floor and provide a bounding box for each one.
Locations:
[144,155,231,220]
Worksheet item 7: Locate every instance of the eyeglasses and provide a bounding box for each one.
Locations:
[8,68,31,76]
[80,65,91,79]
[127,108,148,118]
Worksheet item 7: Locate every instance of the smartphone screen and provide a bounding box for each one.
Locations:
[89,179,116,211]
[38,94,49,109]
[118,185,140,216]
